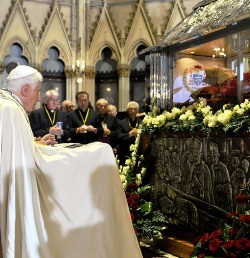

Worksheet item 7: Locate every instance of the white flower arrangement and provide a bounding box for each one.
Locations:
[117,128,146,191]
[117,127,167,240]
[141,98,250,135]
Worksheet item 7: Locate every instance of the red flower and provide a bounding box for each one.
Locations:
[236,195,250,204]
[240,214,250,224]
[209,229,222,239]
[223,240,235,250]
[228,227,239,237]
[128,183,137,189]
[194,236,202,246]
[224,253,237,258]
[226,212,239,222]
[200,233,210,244]
[131,193,140,200]
[130,212,135,222]
[209,238,222,253]
[125,191,130,198]
[127,197,135,205]
[235,238,250,252]
[197,254,205,258]
[130,201,139,210]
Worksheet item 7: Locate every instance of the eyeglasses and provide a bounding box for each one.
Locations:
[48,98,58,103]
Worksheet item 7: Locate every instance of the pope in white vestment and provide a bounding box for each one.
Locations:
[0,67,142,258]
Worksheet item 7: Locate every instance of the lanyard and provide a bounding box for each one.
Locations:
[44,106,56,126]
[78,108,89,125]
[101,115,107,124]
[128,118,138,129]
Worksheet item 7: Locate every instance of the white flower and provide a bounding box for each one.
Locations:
[217,110,233,125]
[188,115,195,120]
[122,166,130,174]
[120,174,126,182]
[135,178,142,186]
[125,159,132,166]
[122,180,128,189]
[233,105,244,115]
[132,156,137,166]
[171,107,182,117]
[130,144,135,151]
[141,167,146,175]
[203,114,217,127]
[136,173,142,181]
[179,114,187,121]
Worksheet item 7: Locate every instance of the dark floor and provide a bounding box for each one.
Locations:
[140,242,179,258]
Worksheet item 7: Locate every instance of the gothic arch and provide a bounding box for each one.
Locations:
[38,41,71,67]
[126,40,149,65]
[1,38,35,64]
[91,43,120,66]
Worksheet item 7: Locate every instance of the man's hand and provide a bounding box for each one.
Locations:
[103,128,111,136]
[49,124,63,136]
[35,134,58,146]
[129,128,138,137]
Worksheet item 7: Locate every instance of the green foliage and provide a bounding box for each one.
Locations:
[118,129,168,241]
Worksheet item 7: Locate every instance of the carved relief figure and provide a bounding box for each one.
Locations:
[181,139,194,193]
[190,139,214,203]
[169,151,182,188]
[210,142,233,212]
[159,184,199,230]
[230,154,247,207]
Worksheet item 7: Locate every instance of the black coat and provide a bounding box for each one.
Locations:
[67,108,103,144]
[116,117,142,165]
[29,107,71,143]
[96,113,119,148]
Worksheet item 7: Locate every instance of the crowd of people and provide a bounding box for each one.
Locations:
[0,65,143,257]
[28,88,150,165]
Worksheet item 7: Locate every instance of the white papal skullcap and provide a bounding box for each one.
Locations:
[7,65,38,80]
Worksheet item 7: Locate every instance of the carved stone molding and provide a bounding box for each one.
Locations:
[0,0,34,41]
[32,64,42,73]
[39,1,69,40]
[117,64,131,77]
[0,63,5,74]
[64,67,75,79]
[85,66,96,79]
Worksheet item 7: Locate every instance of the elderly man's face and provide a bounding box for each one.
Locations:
[96,101,108,116]
[62,101,74,113]
[26,82,41,113]
[127,103,138,119]
[45,94,59,110]
[107,105,117,116]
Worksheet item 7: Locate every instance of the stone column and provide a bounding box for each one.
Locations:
[117,64,131,111]
[0,63,5,88]
[65,67,77,104]
[85,66,96,106]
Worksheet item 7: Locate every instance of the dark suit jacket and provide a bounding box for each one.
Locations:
[116,117,142,165]
[96,113,119,148]
[67,108,103,144]
[29,107,71,143]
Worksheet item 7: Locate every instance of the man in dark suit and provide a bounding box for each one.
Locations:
[29,89,71,143]
[67,91,103,144]
[116,101,142,166]
[96,98,119,153]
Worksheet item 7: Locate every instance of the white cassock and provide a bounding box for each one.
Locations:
[0,89,142,258]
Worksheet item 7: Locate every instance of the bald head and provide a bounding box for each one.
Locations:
[107,104,117,117]
[62,100,75,113]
